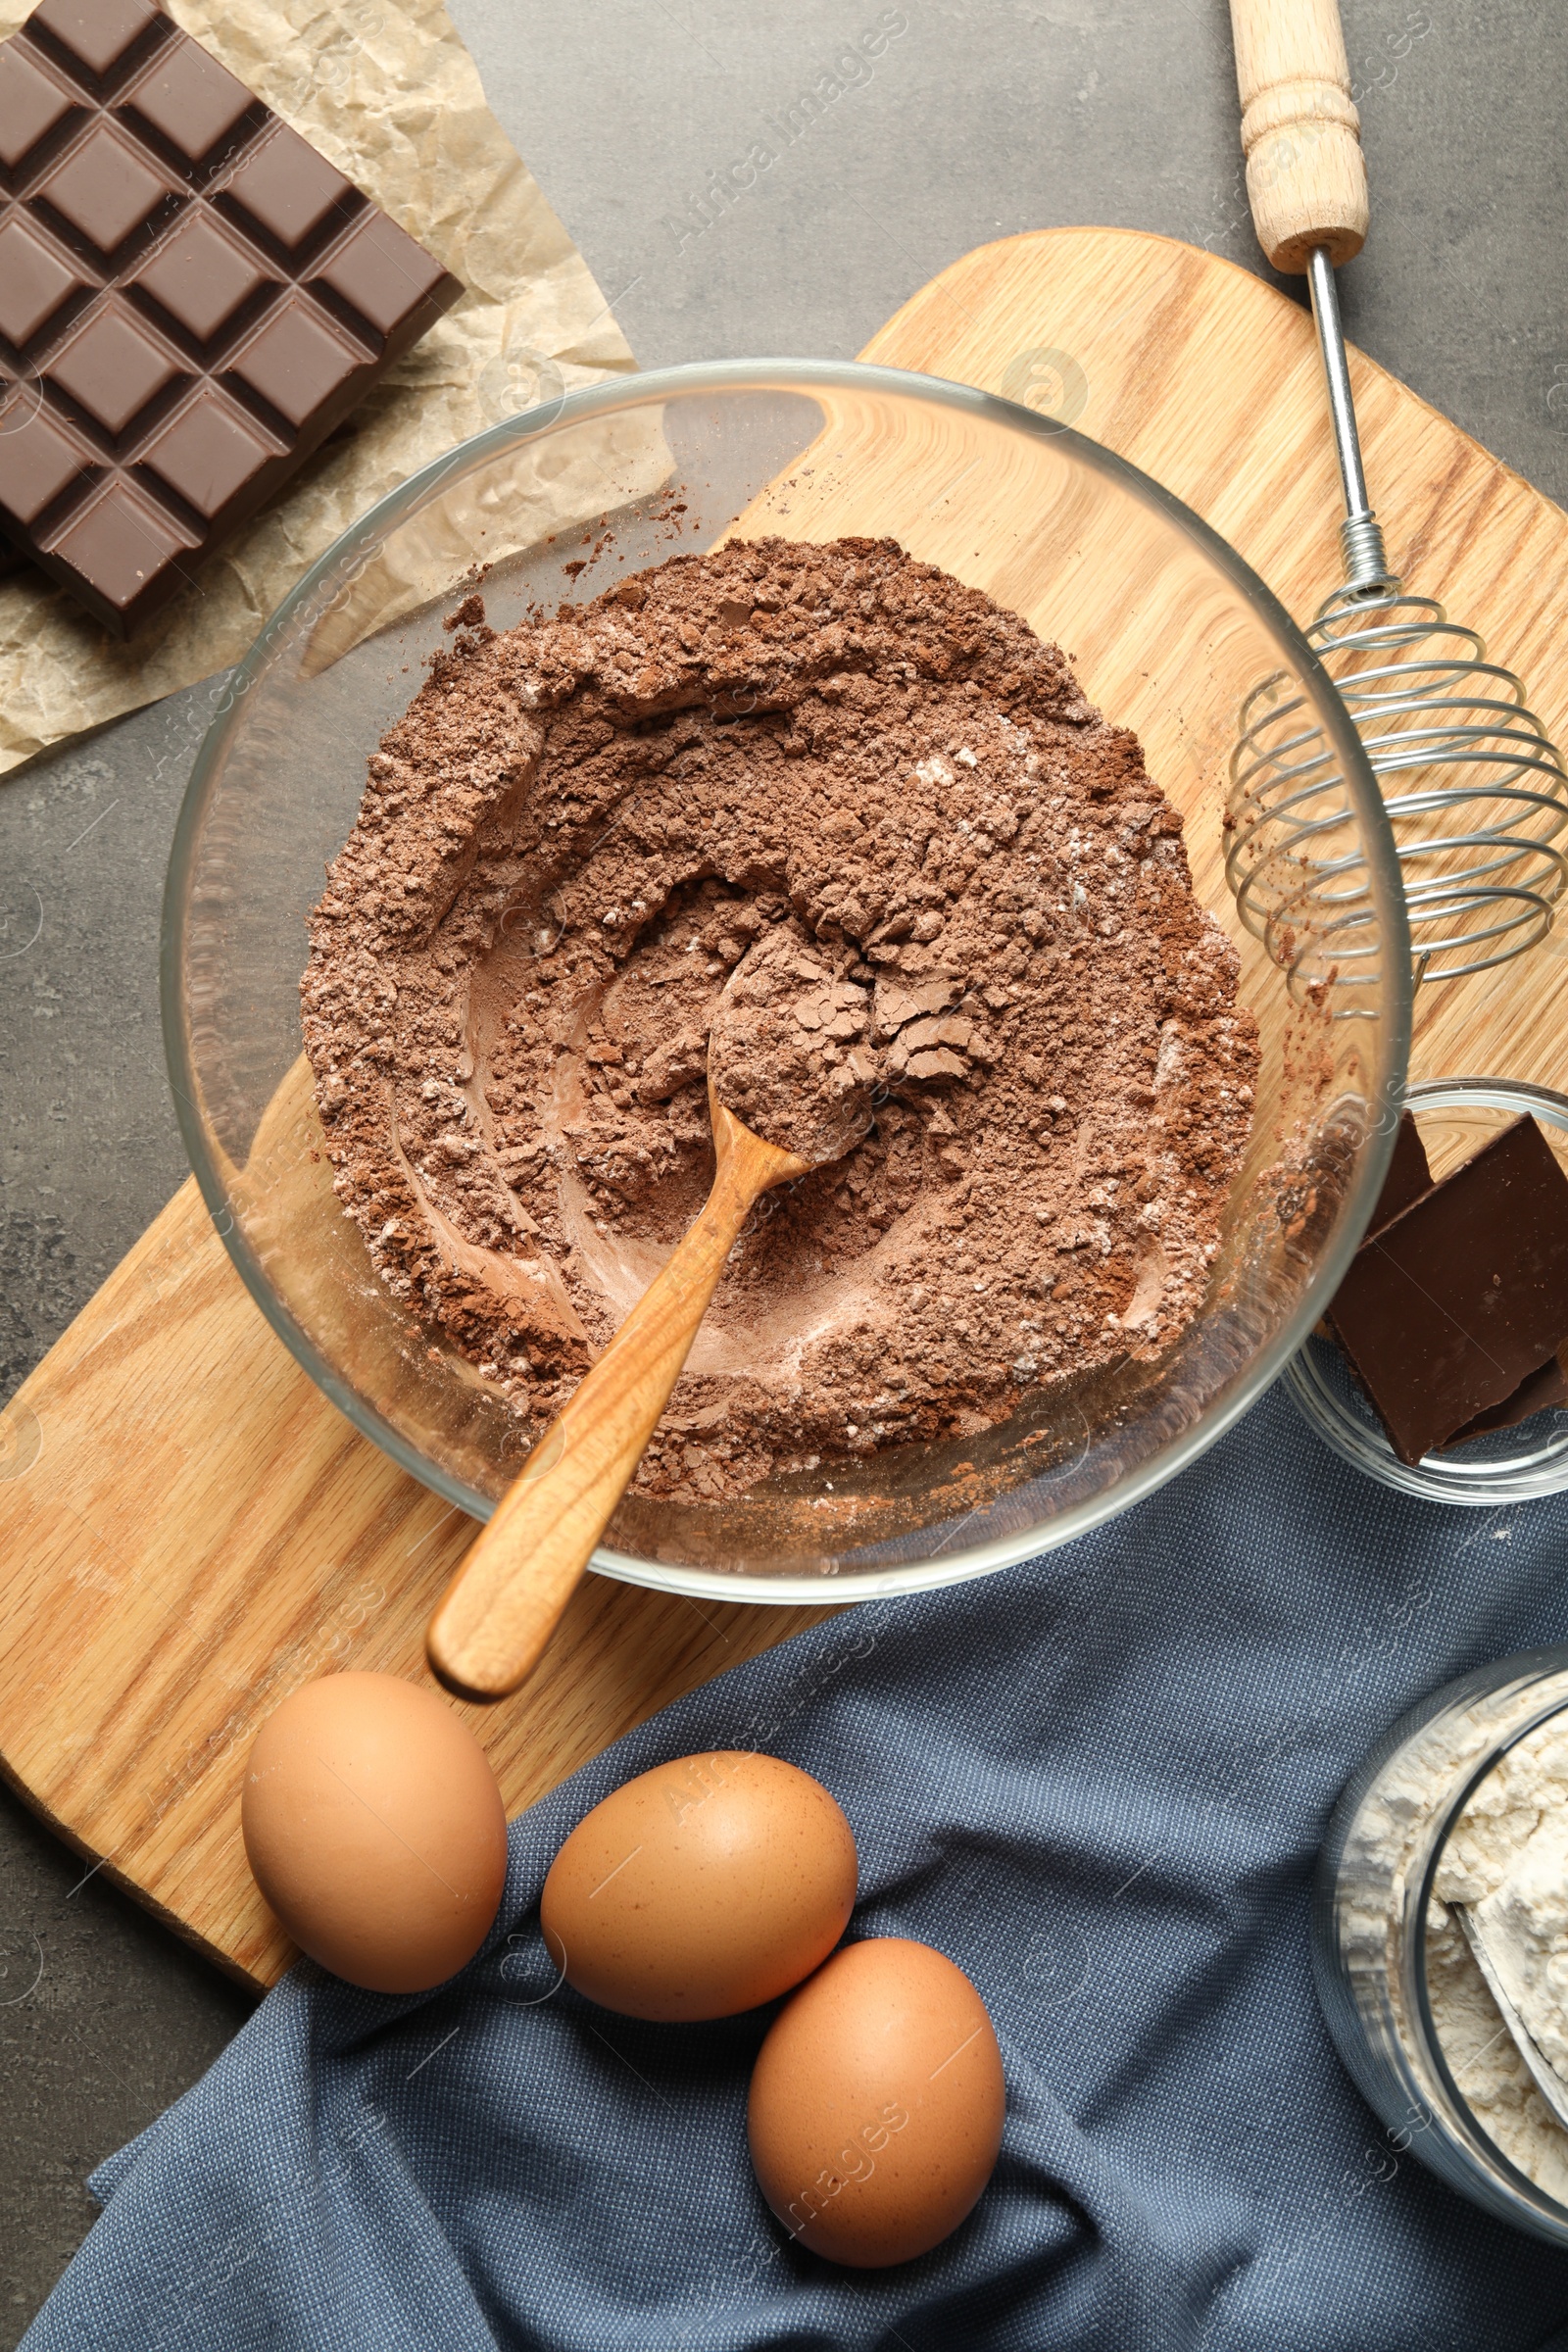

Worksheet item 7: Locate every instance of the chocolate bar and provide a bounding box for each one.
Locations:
[1329,1115,1568,1465]
[0,0,462,633]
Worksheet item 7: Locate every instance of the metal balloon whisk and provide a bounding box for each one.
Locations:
[1223,0,1568,994]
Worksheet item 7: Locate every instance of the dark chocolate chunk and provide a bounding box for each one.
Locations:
[0,0,462,633]
[1367,1107,1432,1237]
[1319,1108,1435,1350]
[1329,1116,1568,1465]
[1444,1351,1568,1449]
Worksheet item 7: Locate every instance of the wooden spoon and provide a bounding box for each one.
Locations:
[425,929,877,1700]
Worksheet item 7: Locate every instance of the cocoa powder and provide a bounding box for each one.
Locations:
[708,918,879,1167]
[303,538,1258,1504]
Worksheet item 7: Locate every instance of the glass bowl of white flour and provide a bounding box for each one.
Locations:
[1316,1647,1568,2241]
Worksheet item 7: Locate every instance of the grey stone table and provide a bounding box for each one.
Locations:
[2,0,1563,2334]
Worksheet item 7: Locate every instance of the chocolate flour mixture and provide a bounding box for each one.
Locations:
[304,538,1258,1504]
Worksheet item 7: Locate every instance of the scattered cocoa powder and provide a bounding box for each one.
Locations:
[302,538,1259,1505]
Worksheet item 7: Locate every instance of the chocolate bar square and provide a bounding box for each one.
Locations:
[310,211,450,340]
[0,398,87,518]
[36,117,173,252]
[0,44,77,167]
[31,0,161,82]
[0,0,462,633]
[0,212,86,341]
[132,208,267,342]
[124,34,254,162]
[222,122,354,253]
[52,472,192,603]
[47,297,181,432]
[138,382,271,516]
[227,293,361,427]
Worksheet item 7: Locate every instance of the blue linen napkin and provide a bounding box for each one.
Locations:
[23,1383,1568,2350]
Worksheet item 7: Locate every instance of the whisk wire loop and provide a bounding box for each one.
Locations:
[1226,576,1568,994]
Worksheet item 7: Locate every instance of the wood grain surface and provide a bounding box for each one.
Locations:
[2,227,1565,1992]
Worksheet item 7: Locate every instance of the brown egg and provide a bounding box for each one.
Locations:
[748,1936,1004,2267]
[541,1751,857,2021]
[241,1671,508,1993]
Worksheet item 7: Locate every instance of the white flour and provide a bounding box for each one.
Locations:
[1427,1711,1568,2194]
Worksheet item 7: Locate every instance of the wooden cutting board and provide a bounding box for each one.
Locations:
[4,228,1567,1995]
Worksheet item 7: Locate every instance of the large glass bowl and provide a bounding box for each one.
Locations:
[162,360,1410,1603]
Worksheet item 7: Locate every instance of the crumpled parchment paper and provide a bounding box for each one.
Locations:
[0,0,641,773]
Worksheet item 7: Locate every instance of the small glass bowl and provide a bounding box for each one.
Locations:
[1286,1076,1568,1503]
[1314,1647,1568,2243]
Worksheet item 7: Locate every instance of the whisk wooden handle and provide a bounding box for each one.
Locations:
[1228,0,1369,272]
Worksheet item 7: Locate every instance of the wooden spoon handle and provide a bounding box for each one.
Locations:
[426,1110,804,1700]
[1228,0,1368,271]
